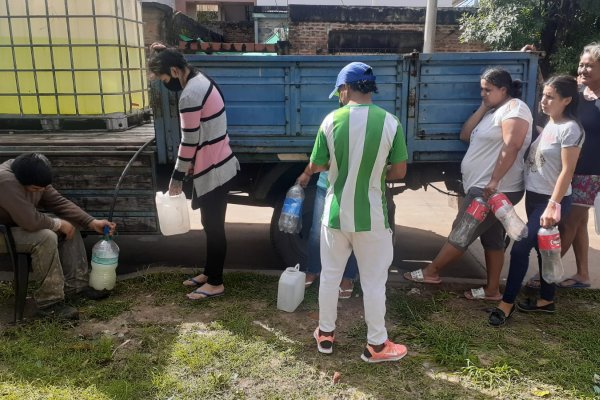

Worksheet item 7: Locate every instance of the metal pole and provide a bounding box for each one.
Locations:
[254,18,258,43]
[423,0,437,53]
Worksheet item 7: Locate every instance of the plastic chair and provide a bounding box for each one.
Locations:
[0,224,30,322]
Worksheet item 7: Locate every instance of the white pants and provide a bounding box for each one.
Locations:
[319,225,393,345]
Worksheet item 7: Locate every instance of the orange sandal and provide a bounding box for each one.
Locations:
[313,327,334,354]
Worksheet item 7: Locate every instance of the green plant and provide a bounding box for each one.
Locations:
[461,360,521,389]
[460,0,600,75]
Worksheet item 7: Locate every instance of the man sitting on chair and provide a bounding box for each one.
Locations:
[0,153,116,320]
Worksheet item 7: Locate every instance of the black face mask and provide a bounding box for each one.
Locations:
[163,75,183,92]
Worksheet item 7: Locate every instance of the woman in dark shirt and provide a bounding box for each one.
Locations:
[556,43,600,288]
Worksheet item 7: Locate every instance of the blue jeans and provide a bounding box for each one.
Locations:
[307,185,359,280]
[502,191,572,304]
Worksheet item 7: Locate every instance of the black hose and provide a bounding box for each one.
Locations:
[108,137,156,222]
[426,183,460,197]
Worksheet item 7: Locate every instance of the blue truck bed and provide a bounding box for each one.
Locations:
[153,51,539,165]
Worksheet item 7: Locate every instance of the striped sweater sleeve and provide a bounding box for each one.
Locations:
[172,90,203,181]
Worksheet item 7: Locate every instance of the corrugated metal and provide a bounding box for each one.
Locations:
[408,51,538,162]
[154,54,406,163]
[152,52,538,165]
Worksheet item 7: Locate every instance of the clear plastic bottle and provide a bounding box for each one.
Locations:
[278,184,304,234]
[538,226,564,284]
[488,193,528,241]
[448,197,490,248]
[90,226,119,291]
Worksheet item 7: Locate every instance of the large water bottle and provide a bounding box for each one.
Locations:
[277,264,305,312]
[448,197,490,248]
[538,226,564,284]
[278,184,304,234]
[89,226,119,291]
[488,193,528,241]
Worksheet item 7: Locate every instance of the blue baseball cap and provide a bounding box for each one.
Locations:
[329,62,376,98]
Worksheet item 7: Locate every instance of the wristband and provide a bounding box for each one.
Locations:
[52,218,61,232]
[548,199,559,206]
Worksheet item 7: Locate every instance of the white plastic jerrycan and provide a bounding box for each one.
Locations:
[155,191,190,236]
[277,264,306,312]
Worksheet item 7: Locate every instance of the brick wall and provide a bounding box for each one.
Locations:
[286,5,486,55]
[435,26,487,52]
[204,21,255,43]
[288,21,487,55]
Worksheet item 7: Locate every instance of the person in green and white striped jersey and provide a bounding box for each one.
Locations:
[297,62,409,363]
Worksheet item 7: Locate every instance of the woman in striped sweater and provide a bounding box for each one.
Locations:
[149,45,239,300]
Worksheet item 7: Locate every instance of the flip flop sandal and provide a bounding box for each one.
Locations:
[182,276,207,287]
[464,287,503,301]
[338,285,354,299]
[305,275,318,288]
[186,289,225,300]
[403,269,442,284]
[557,278,591,289]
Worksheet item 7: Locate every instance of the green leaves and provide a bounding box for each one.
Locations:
[459,0,541,51]
[459,0,600,74]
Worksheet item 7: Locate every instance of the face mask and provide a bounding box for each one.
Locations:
[163,75,183,92]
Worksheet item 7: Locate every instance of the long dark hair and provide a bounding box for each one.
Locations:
[544,75,580,121]
[148,46,189,76]
[481,67,523,99]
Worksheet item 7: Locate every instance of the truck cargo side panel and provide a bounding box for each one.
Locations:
[157,55,406,161]
[408,52,538,163]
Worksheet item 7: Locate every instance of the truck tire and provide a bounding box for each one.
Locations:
[270,184,316,269]
[270,185,396,269]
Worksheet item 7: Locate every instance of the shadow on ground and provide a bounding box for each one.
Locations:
[83,223,488,283]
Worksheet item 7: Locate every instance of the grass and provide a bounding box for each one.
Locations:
[461,361,521,390]
[0,272,599,399]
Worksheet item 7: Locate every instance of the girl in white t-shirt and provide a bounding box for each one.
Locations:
[489,75,584,326]
[405,68,532,303]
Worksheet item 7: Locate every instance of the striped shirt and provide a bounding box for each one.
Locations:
[310,104,407,232]
[173,71,239,197]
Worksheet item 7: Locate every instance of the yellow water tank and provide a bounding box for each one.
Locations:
[0,0,148,116]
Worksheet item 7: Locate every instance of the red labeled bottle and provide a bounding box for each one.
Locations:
[538,226,564,284]
[488,193,527,241]
[448,197,490,248]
